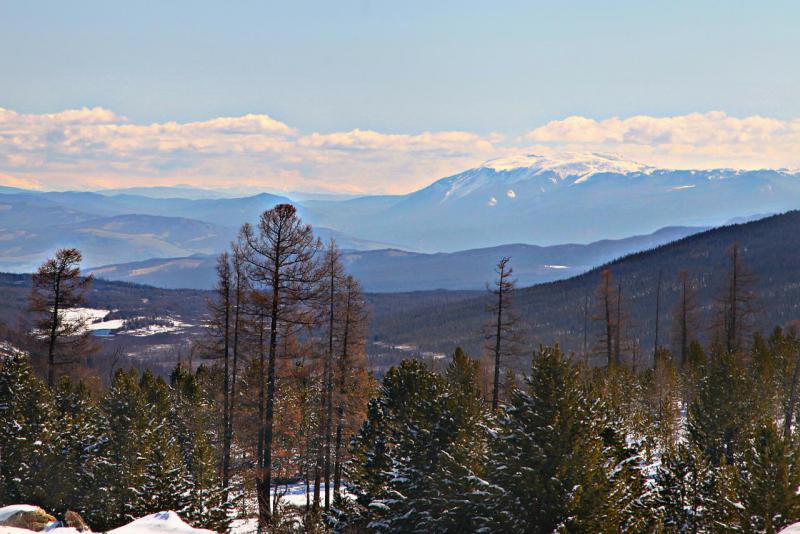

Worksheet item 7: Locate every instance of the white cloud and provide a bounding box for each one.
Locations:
[2,108,800,195]
[524,112,800,170]
[0,107,501,194]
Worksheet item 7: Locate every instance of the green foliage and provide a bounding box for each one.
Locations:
[344,351,489,532]
[688,349,758,466]
[483,346,650,533]
[0,355,229,532]
[0,349,58,507]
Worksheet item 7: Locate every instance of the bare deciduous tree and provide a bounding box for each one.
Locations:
[239,204,320,529]
[715,243,757,354]
[672,270,700,367]
[486,257,519,410]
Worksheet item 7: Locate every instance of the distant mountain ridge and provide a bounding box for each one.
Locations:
[306,154,800,251]
[367,210,800,365]
[3,152,800,268]
[87,225,705,291]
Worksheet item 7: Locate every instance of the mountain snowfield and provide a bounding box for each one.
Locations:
[306,151,800,251]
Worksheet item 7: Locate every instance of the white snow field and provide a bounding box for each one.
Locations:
[0,509,214,534]
[780,524,800,533]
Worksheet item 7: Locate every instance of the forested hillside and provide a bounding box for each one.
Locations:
[370,211,800,366]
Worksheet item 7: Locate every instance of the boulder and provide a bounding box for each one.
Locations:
[64,510,90,532]
[0,505,56,531]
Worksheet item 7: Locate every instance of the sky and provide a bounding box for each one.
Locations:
[1,1,799,194]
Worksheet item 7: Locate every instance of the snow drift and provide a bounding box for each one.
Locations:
[0,508,216,534]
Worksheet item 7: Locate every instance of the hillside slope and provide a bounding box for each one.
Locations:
[368,211,800,365]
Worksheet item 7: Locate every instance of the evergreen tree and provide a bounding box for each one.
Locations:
[733,419,800,532]
[687,348,757,466]
[90,369,151,530]
[52,377,103,517]
[171,365,231,532]
[0,348,58,507]
[655,443,718,532]
[483,346,647,532]
[344,355,489,532]
[139,371,192,516]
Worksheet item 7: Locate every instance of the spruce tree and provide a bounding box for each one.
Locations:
[483,346,647,532]
[90,369,151,530]
[344,355,489,532]
[0,347,58,507]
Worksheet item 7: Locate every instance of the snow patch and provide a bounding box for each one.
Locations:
[482,152,653,182]
[108,511,215,534]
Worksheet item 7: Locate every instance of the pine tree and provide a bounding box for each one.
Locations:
[139,370,192,516]
[733,419,800,532]
[482,346,640,533]
[687,348,757,466]
[52,377,103,517]
[90,369,151,530]
[0,347,58,507]
[655,443,718,532]
[344,355,489,532]
[170,365,231,532]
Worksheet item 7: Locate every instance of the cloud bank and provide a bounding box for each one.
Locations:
[1,108,799,194]
[525,112,800,171]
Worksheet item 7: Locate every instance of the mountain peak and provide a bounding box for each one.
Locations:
[481,152,654,182]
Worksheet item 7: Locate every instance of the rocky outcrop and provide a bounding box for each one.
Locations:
[64,510,91,532]
[0,505,56,531]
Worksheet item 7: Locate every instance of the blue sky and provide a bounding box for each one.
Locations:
[1,1,799,193]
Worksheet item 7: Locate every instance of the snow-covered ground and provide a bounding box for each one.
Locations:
[107,512,215,534]
[57,308,192,337]
[780,524,800,533]
[0,509,214,534]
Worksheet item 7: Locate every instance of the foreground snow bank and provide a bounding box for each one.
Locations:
[108,512,215,534]
[780,524,800,533]
[0,510,215,534]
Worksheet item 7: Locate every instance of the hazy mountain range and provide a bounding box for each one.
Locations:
[305,153,800,251]
[87,226,704,291]
[1,152,798,287]
[368,210,800,366]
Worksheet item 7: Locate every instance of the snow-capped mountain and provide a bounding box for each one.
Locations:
[306,153,800,252]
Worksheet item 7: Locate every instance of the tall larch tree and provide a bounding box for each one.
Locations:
[333,274,369,501]
[672,269,700,368]
[239,204,320,528]
[314,239,344,512]
[716,243,757,354]
[486,256,518,410]
[210,251,233,494]
[28,248,94,387]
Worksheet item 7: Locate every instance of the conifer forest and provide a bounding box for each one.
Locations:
[4,202,800,533]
